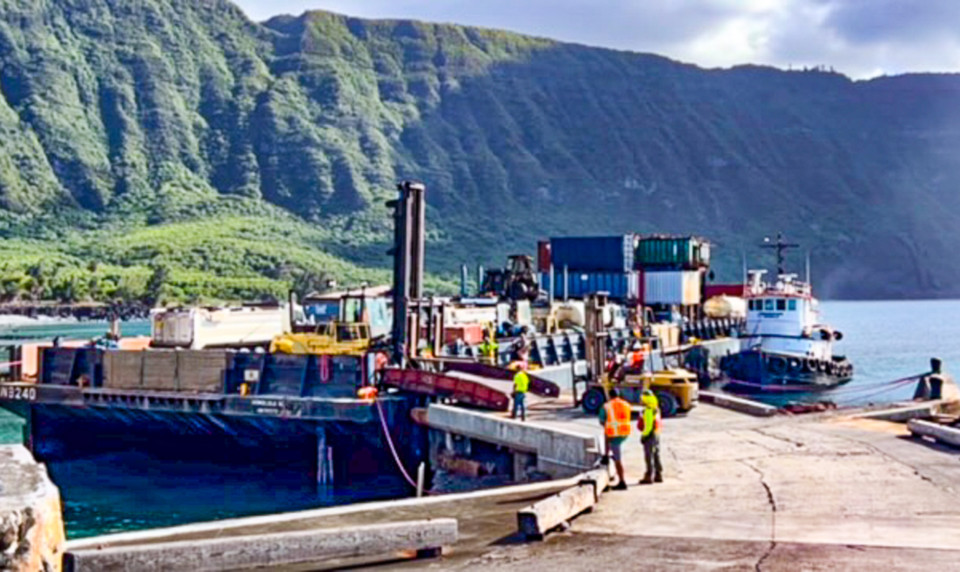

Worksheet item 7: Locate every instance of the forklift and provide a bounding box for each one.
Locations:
[576,293,699,418]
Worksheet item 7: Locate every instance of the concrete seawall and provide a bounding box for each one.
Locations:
[0,445,65,572]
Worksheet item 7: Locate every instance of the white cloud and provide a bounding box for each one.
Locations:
[232,0,960,79]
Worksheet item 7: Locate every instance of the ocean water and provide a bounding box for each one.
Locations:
[0,319,151,343]
[782,300,959,406]
[0,303,956,538]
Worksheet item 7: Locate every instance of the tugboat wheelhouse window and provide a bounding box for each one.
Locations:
[788,300,797,311]
[776,300,786,311]
[764,300,774,311]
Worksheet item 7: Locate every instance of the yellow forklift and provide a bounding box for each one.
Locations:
[576,293,699,417]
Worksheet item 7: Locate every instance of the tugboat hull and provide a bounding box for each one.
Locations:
[720,350,854,393]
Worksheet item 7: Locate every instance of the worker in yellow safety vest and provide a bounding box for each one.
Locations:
[479,329,499,365]
[599,388,632,490]
[511,362,530,422]
[638,389,663,484]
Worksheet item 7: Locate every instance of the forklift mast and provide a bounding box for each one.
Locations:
[585,293,610,384]
[387,181,426,367]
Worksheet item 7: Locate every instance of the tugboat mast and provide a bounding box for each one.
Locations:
[761,232,799,276]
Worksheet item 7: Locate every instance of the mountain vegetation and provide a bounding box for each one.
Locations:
[1,0,960,302]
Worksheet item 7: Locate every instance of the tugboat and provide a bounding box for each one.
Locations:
[720,234,854,392]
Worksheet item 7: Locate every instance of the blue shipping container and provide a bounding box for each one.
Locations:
[541,271,640,300]
[550,235,637,273]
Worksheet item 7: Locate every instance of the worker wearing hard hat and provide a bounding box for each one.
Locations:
[511,362,530,422]
[600,388,632,490]
[638,389,663,484]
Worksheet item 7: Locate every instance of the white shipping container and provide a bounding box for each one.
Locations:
[643,270,702,305]
[151,306,291,349]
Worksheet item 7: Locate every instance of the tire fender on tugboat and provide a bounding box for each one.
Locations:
[787,357,802,374]
[767,356,787,376]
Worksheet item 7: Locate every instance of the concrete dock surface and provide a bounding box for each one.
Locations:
[70,400,960,571]
[403,400,960,570]
[424,401,960,571]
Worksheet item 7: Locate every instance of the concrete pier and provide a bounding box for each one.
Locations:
[450,402,960,570]
[0,446,65,571]
[423,404,601,478]
[62,393,960,570]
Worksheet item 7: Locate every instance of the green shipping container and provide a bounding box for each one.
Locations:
[636,236,710,269]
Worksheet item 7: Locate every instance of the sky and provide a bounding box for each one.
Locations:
[232,0,960,79]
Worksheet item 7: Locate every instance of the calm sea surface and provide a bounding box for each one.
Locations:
[803,300,960,406]
[0,301,956,537]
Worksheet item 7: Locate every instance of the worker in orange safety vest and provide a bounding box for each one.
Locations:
[599,388,632,490]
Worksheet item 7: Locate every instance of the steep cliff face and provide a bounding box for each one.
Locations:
[1,1,960,299]
[0,446,65,572]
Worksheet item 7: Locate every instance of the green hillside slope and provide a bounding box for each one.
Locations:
[1,0,959,301]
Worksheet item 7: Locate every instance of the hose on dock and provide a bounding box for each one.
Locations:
[374,398,422,491]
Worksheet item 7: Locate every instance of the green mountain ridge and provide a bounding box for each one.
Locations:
[1,0,959,302]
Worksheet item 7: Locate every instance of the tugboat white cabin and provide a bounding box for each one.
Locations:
[744,270,838,363]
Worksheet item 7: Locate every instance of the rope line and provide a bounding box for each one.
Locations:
[373,398,420,490]
[846,379,922,403]
[723,373,922,394]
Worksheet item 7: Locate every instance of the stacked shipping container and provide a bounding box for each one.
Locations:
[542,235,640,301]
[539,234,711,305]
[635,236,710,269]
[550,235,637,272]
[634,236,709,308]
[540,271,641,301]
[642,271,702,305]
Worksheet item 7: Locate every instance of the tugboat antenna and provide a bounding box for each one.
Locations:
[761,232,799,276]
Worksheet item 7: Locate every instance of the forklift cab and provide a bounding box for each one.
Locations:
[271,322,371,356]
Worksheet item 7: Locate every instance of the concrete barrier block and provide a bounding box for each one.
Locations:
[176,351,227,393]
[102,352,143,390]
[141,352,178,391]
[517,483,596,539]
[700,391,778,417]
[908,419,960,448]
[64,519,458,572]
[578,468,611,501]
